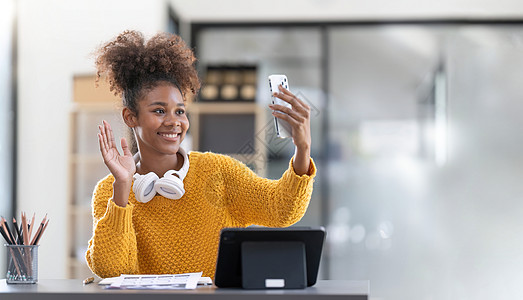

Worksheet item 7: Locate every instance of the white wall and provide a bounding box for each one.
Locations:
[17,0,168,279]
[170,0,523,22]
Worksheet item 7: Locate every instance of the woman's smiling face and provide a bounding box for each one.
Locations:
[130,82,189,156]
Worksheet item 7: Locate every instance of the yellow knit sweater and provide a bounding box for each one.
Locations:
[85,151,316,279]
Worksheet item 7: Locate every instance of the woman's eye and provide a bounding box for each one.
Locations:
[153,108,165,114]
[176,109,186,115]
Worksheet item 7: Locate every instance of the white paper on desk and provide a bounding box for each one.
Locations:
[100,275,212,286]
[107,272,202,289]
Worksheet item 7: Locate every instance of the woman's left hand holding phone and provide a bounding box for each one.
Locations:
[269,85,312,176]
[98,120,136,207]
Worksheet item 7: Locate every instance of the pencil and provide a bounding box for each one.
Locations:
[0,220,12,244]
[21,212,29,246]
[34,219,49,245]
[13,218,22,245]
[30,215,47,246]
[2,218,17,246]
[18,221,23,243]
[7,247,22,277]
[1,217,15,245]
[28,213,36,240]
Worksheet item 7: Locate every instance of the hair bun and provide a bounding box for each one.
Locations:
[94,30,200,100]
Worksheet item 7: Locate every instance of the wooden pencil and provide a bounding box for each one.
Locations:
[28,213,36,241]
[21,212,29,246]
[0,220,13,244]
[34,219,49,245]
[30,215,47,246]
[3,218,17,246]
[12,218,22,245]
[1,217,15,245]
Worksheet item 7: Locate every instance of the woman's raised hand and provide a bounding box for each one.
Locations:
[269,85,312,175]
[98,120,136,184]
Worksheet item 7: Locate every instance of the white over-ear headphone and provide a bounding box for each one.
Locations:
[132,147,190,203]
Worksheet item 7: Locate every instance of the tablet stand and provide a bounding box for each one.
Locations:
[241,241,307,289]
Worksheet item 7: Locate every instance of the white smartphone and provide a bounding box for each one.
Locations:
[268,74,292,138]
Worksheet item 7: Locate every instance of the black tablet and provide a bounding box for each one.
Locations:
[214,226,326,289]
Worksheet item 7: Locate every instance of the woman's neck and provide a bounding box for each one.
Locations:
[135,150,183,176]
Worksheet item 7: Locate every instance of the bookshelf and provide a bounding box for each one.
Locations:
[68,75,123,279]
[188,101,267,176]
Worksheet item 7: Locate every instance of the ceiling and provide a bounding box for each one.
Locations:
[169,0,523,23]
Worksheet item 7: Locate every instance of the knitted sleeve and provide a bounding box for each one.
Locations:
[85,175,138,278]
[221,154,316,227]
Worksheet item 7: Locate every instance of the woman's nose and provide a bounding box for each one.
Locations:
[164,112,181,127]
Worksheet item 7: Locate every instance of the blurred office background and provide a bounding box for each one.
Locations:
[2,0,523,299]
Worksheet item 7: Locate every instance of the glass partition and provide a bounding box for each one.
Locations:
[195,23,523,299]
[328,25,523,299]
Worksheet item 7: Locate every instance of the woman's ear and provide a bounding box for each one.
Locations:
[122,107,137,127]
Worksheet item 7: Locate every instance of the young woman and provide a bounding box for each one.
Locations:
[85,30,316,279]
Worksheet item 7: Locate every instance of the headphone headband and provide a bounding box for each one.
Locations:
[174,147,190,181]
[132,147,190,202]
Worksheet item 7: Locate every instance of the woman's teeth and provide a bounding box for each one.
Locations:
[159,133,178,138]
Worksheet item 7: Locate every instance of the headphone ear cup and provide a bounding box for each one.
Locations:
[155,171,185,200]
[133,172,159,203]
